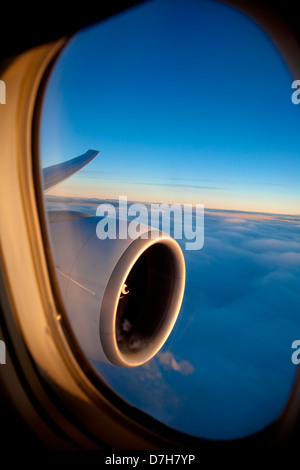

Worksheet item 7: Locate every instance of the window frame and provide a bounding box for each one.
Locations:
[0,0,300,450]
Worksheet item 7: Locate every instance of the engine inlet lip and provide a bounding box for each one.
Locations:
[99,232,185,367]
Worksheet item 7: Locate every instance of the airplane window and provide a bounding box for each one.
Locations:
[39,0,300,440]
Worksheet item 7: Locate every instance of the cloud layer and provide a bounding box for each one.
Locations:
[48,196,300,440]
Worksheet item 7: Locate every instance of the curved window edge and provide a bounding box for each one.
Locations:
[0,0,300,450]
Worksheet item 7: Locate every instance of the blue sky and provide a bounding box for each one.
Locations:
[40,0,300,214]
[96,209,300,440]
[40,0,300,441]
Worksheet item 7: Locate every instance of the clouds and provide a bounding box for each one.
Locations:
[97,208,300,440]
[157,351,195,376]
[167,209,300,438]
[52,196,300,440]
[95,350,195,426]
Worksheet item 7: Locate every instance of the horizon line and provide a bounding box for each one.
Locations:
[44,194,300,219]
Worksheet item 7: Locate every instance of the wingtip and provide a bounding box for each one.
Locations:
[43,149,101,191]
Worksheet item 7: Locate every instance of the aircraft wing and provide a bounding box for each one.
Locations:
[42,149,99,191]
[43,147,185,368]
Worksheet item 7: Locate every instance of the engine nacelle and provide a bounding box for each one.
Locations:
[48,211,185,367]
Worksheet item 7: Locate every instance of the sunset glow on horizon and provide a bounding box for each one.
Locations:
[41,0,300,217]
[40,0,300,440]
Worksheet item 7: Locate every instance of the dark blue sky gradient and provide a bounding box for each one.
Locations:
[40,0,300,440]
[41,0,300,214]
[95,208,300,439]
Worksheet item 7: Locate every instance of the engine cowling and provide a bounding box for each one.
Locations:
[48,211,186,367]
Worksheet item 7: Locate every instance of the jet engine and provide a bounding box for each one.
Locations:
[48,212,185,367]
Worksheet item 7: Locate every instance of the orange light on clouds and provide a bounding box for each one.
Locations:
[47,175,300,216]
